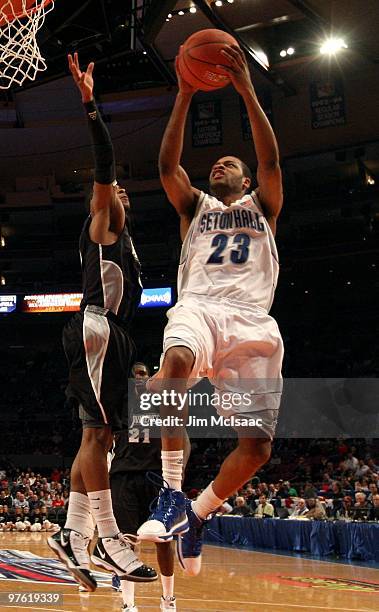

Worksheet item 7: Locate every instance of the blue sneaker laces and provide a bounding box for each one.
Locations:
[146,472,175,513]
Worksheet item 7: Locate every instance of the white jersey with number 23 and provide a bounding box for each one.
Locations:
[178,190,279,311]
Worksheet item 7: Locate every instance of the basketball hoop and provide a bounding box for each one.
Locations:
[0,0,55,89]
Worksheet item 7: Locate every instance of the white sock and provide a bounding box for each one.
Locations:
[192,483,225,520]
[121,579,135,607]
[87,489,119,538]
[161,574,174,599]
[161,450,183,491]
[65,492,94,538]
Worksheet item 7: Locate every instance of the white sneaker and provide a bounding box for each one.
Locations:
[160,595,177,610]
[91,533,157,581]
[48,528,96,592]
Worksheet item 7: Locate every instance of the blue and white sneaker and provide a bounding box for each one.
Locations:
[176,499,204,576]
[111,573,121,591]
[137,487,188,543]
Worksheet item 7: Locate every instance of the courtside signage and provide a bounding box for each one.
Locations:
[0,295,17,313]
[139,287,172,308]
[22,293,82,313]
[20,288,173,313]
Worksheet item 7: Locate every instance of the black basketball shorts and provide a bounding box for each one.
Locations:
[110,472,160,535]
[62,306,133,431]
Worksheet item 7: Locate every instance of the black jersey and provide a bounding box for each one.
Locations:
[79,217,142,326]
[110,392,162,474]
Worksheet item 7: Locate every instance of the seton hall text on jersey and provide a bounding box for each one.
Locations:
[199,207,265,234]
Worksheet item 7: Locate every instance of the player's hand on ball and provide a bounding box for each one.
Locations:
[68,52,94,104]
[175,54,198,95]
[219,45,253,95]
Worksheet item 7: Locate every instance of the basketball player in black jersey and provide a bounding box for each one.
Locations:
[47,53,157,591]
[110,362,177,611]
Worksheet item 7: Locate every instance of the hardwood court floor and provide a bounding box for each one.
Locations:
[0,532,378,611]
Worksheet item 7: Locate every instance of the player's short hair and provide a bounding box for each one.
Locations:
[238,159,253,182]
[131,361,150,376]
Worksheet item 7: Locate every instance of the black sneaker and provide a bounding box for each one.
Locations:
[47,528,97,592]
[91,533,158,582]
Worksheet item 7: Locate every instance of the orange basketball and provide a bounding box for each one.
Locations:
[178,29,239,92]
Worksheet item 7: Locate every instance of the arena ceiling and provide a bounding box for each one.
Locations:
[3,0,378,95]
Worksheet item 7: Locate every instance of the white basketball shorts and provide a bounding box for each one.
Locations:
[162,294,284,439]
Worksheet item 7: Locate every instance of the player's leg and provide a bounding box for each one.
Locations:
[156,542,176,611]
[178,307,283,575]
[50,315,157,586]
[140,472,177,610]
[139,300,215,542]
[138,347,193,541]
[47,425,107,591]
[109,472,139,611]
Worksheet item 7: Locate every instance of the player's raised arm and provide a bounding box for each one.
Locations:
[220,45,283,234]
[68,53,124,242]
[159,57,201,221]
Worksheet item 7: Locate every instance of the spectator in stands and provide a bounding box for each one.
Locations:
[255,494,274,518]
[355,459,370,479]
[345,451,359,474]
[28,472,37,486]
[290,498,308,518]
[353,492,372,521]
[14,492,29,512]
[42,492,53,508]
[367,458,379,473]
[276,480,290,499]
[304,498,326,520]
[52,493,65,508]
[368,494,379,521]
[294,456,307,481]
[28,494,40,514]
[287,483,298,497]
[51,468,62,483]
[267,483,278,501]
[303,481,317,499]
[230,496,252,517]
[368,483,378,502]
[0,489,13,508]
[336,496,354,520]
[41,477,51,490]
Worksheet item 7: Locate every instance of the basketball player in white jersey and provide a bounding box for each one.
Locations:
[138,44,284,574]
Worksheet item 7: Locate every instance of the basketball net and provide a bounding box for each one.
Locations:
[0,0,54,89]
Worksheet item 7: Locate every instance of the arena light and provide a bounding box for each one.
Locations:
[320,37,348,55]
[0,235,5,247]
[280,49,287,58]
[178,10,184,15]
[287,47,295,55]
[254,50,269,69]
[189,5,197,12]
[215,1,223,6]
[0,275,6,286]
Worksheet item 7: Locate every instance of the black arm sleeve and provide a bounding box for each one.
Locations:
[83,99,116,185]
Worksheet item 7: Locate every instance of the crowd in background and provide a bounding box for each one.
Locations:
[1,439,378,532]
